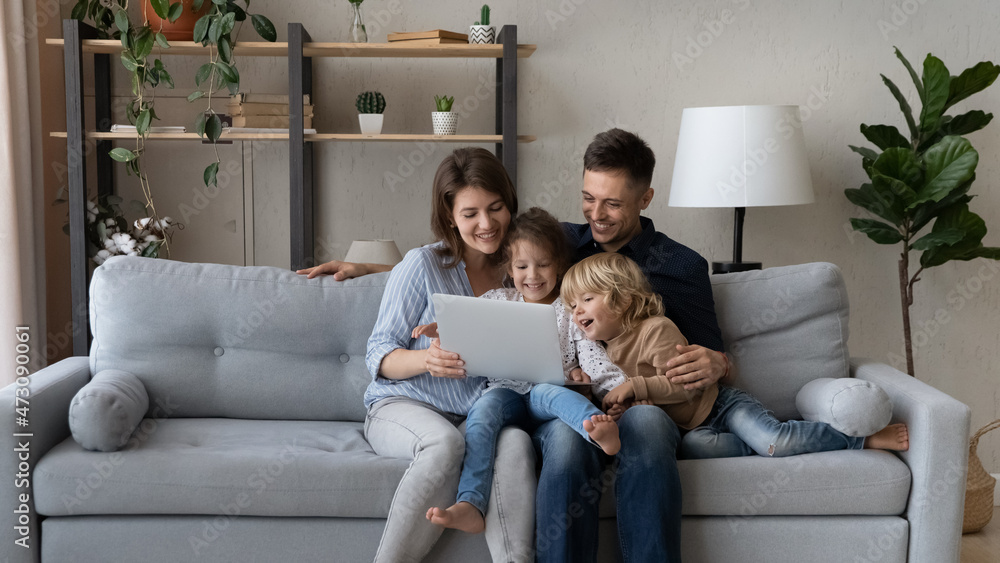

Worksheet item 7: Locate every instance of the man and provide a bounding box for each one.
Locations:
[299,129,729,561]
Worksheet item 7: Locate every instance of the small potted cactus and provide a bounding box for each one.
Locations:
[432,95,457,135]
[356,91,385,135]
[469,4,494,44]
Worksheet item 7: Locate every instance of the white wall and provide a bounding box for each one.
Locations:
[68,0,1000,468]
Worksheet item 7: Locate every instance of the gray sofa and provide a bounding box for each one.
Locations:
[1,257,970,562]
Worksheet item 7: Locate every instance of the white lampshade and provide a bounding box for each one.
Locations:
[344,239,403,265]
[668,105,815,208]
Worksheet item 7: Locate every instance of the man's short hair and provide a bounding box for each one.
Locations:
[583,128,656,191]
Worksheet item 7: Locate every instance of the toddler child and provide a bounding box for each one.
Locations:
[420,208,627,534]
[560,252,909,460]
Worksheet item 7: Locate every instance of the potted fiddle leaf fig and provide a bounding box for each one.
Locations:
[469,4,494,44]
[845,47,1000,377]
[356,91,386,135]
[432,95,457,135]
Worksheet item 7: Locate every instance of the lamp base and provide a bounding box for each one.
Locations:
[712,261,762,275]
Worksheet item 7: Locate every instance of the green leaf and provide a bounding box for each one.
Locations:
[96,221,107,241]
[230,4,247,21]
[918,203,988,267]
[910,177,974,233]
[251,14,277,42]
[114,9,129,34]
[141,240,163,258]
[193,0,206,10]
[940,110,994,137]
[109,148,137,162]
[187,91,207,103]
[208,18,223,44]
[913,136,978,208]
[872,146,922,186]
[945,61,1000,111]
[881,74,918,141]
[204,162,220,186]
[150,0,170,19]
[168,2,184,23]
[71,1,87,21]
[136,109,152,136]
[121,32,130,52]
[849,145,880,161]
[912,228,967,251]
[195,62,214,86]
[894,47,924,105]
[845,184,904,226]
[215,61,238,83]
[851,218,904,244]
[155,32,170,49]
[107,195,124,205]
[218,36,232,64]
[193,15,212,43]
[918,54,950,135]
[195,112,208,137]
[860,124,909,151]
[135,29,155,60]
[220,11,237,35]
[120,52,139,72]
[205,113,223,142]
[159,67,174,88]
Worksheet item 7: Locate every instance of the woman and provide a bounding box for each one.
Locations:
[301,148,534,563]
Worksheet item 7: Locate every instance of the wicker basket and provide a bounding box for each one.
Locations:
[963,419,1000,534]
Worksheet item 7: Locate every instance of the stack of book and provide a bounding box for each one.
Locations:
[228,94,314,129]
[386,30,468,45]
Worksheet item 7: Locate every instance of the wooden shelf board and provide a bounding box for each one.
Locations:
[50,131,536,143]
[45,38,536,58]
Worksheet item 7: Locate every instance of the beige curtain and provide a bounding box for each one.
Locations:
[1,0,43,384]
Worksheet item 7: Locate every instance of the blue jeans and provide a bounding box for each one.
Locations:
[457,385,603,514]
[533,405,682,563]
[680,386,865,459]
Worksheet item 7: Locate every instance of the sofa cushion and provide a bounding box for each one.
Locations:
[710,262,850,420]
[597,450,910,518]
[796,377,893,437]
[69,369,149,452]
[33,419,408,518]
[90,257,388,422]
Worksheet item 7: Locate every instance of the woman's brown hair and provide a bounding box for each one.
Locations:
[431,148,518,267]
[501,207,573,286]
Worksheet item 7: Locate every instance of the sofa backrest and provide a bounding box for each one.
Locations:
[710,262,850,420]
[90,256,385,422]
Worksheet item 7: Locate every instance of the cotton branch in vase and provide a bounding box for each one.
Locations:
[845,47,1000,377]
[187,0,276,188]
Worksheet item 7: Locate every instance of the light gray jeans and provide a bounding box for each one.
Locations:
[364,396,536,563]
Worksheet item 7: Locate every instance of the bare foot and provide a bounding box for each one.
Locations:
[865,423,909,451]
[583,414,621,455]
[425,502,485,534]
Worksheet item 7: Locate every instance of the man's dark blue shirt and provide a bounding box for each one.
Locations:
[564,217,725,352]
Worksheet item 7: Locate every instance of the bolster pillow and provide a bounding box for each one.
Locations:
[795,377,892,437]
[69,369,149,452]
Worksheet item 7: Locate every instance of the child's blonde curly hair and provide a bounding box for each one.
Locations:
[561,252,663,334]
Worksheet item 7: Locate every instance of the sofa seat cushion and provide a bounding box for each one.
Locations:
[598,450,910,518]
[34,419,408,518]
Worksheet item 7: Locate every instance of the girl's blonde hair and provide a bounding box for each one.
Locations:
[561,252,663,333]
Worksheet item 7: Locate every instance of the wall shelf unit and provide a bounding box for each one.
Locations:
[55,20,534,356]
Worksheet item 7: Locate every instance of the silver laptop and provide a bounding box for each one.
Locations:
[432,293,566,385]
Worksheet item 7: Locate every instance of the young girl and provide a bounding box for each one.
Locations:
[560,252,910,460]
[419,207,627,534]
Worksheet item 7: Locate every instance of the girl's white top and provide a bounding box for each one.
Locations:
[481,288,626,399]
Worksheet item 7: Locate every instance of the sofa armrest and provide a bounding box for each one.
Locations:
[851,358,971,563]
[1,356,91,563]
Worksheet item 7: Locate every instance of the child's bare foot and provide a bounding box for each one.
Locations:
[583,414,621,455]
[425,502,485,534]
[865,423,909,451]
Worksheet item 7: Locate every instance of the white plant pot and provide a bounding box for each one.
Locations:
[432,112,458,135]
[469,25,495,44]
[358,113,384,135]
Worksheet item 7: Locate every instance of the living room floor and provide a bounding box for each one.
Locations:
[961,507,999,562]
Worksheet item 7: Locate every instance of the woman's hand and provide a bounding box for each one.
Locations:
[566,368,592,399]
[424,339,466,379]
[601,380,635,411]
[412,323,439,340]
[297,260,393,281]
[664,345,728,390]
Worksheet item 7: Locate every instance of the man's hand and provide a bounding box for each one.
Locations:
[567,368,592,399]
[412,323,439,340]
[297,260,393,281]
[601,380,635,411]
[664,344,727,391]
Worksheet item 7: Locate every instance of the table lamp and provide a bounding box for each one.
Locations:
[668,105,815,274]
[343,239,403,266]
